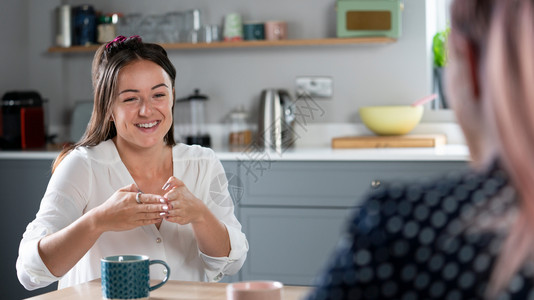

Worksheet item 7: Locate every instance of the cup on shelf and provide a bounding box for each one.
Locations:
[199,25,212,43]
[223,13,243,41]
[188,30,199,43]
[199,25,221,43]
[265,21,287,40]
[243,22,265,40]
[210,25,221,42]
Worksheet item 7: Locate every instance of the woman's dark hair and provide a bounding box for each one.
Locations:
[53,36,177,172]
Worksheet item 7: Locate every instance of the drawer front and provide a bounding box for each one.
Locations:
[240,207,353,286]
[239,161,468,207]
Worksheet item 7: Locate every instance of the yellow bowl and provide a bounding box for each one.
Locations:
[359,105,424,136]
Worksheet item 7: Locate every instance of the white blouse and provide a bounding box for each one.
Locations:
[16,140,248,290]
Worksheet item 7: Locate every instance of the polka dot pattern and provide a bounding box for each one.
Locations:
[306,161,534,299]
[101,259,150,299]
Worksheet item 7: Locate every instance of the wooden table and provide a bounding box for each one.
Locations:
[26,279,311,300]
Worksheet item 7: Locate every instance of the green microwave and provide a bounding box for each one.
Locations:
[336,0,403,38]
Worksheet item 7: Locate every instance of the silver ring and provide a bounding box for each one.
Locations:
[136,192,142,204]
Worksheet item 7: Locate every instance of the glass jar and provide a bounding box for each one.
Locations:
[228,106,252,151]
[176,89,211,148]
[97,15,114,44]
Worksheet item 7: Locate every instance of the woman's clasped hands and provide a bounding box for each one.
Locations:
[95,177,207,232]
[160,176,208,225]
[94,184,166,232]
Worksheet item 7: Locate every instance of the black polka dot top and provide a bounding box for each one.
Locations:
[305,161,534,299]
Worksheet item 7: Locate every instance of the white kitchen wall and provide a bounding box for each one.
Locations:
[0,1,30,92]
[16,0,454,142]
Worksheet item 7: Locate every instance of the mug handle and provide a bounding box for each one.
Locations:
[149,260,171,291]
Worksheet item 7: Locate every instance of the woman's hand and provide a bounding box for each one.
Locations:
[93,184,166,232]
[161,177,208,225]
[161,176,231,257]
[38,184,166,277]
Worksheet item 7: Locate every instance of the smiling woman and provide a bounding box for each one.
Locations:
[16,36,248,291]
[112,60,174,151]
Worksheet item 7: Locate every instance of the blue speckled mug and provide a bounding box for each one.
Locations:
[101,255,170,300]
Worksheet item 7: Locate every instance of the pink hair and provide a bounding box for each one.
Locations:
[452,0,534,298]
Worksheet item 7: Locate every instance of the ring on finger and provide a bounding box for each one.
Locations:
[136,191,143,204]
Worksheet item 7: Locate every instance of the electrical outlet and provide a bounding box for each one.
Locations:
[296,76,333,98]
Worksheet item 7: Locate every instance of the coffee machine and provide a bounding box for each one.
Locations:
[1,91,46,149]
[257,89,296,152]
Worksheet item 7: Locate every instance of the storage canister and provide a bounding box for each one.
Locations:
[228,106,252,151]
[73,4,96,46]
[56,5,72,47]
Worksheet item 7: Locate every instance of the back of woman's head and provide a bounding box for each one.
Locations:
[53,36,177,172]
[451,0,534,297]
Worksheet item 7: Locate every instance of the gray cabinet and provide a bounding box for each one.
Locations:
[235,160,468,286]
[240,207,352,285]
[0,159,58,299]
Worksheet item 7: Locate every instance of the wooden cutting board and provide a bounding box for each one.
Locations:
[331,134,447,149]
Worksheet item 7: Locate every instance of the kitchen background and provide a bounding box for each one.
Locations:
[0,1,461,298]
[1,0,453,146]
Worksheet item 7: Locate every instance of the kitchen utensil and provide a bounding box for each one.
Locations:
[332,134,446,149]
[265,21,287,40]
[359,105,423,136]
[226,281,283,300]
[411,93,437,107]
[176,89,211,147]
[258,89,296,152]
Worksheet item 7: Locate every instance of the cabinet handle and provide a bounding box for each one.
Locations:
[370,180,381,189]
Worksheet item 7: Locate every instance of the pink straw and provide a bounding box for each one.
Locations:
[411,93,438,107]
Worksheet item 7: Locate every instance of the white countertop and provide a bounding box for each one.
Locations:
[0,123,470,161]
[217,144,470,161]
[0,144,470,161]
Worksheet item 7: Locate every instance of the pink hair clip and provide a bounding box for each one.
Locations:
[105,35,141,49]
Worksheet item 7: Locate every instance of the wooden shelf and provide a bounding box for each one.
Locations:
[47,37,396,53]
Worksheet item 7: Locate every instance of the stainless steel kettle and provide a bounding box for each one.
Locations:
[258,89,296,152]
